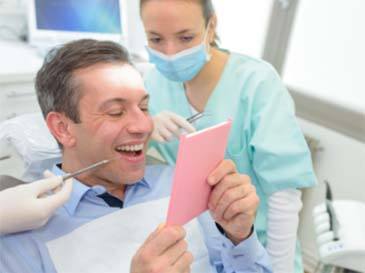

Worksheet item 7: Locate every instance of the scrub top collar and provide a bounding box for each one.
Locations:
[179,49,233,126]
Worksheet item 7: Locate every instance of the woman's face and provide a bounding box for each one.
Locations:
[141,0,213,55]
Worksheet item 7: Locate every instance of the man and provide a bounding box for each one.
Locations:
[0,39,271,273]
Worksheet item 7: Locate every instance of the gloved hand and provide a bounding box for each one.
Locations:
[0,170,72,234]
[152,111,196,142]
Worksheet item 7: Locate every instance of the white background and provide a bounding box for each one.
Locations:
[282,0,365,113]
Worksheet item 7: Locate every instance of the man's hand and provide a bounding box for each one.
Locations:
[207,160,259,245]
[131,225,193,273]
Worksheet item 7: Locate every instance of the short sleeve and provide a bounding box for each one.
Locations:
[249,66,317,195]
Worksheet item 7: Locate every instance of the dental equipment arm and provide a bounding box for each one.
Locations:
[313,200,365,272]
[313,193,365,272]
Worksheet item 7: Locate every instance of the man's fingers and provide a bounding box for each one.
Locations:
[211,185,248,220]
[137,223,165,254]
[223,193,258,221]
[164,238,188,266]
[172,251,193,272]
[208,174,245,210]
[147,226,186,256]
[207,160,236,186]
[41,178,73,212]
[144,223,166,245]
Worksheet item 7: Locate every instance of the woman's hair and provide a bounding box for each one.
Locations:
[140,0,219,47]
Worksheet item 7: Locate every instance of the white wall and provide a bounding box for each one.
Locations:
[0,0,26,41]
[212,0,273,58]
[297,117,365,271]
[283,0,365,113]
[124,0,147,57]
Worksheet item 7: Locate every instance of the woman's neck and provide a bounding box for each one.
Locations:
[184,48,229,112]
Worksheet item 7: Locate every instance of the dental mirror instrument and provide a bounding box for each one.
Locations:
[62,158,114,181]
[0,158,116,192]
[186,112,204,123]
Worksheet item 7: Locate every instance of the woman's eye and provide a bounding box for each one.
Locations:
[149,37,161,44]
[180,36,194,42]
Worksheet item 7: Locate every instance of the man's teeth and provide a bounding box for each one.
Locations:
[116,144,144,152]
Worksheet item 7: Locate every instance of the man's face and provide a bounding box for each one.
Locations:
[68,63,153,186]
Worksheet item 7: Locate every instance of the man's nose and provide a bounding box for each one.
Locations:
[126,111,153,135]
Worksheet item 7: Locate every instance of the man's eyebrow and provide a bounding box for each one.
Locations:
[99,94,150,110]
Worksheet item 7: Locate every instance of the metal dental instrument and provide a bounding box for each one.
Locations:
[0,159,115,191]
[62,159,112,181]
[186,112,204,124]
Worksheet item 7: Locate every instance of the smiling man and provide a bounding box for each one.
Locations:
[45,57,152,200]
[0,39,272,273]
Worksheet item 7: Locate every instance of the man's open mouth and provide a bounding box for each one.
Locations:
[115,143,144,157]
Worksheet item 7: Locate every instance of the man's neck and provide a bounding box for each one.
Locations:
[61,153,125,200]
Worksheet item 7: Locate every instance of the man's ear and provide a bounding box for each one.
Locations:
[46,112,76,148]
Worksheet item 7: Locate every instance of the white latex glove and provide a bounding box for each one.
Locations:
[0,170,72,235]
[152,111,196,142]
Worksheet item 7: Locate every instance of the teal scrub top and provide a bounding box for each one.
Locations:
[145,52,316,260]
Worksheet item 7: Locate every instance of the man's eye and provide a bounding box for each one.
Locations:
[108,111,124,117]
[140,106,149,113]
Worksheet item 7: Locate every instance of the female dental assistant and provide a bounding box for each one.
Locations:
[141,0,317,272]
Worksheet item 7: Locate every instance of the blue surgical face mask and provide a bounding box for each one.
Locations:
[146,32,211,82]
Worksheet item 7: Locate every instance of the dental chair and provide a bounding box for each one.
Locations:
[0,175,25,191]
[0,112,61,183]
[313,182,365,273]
